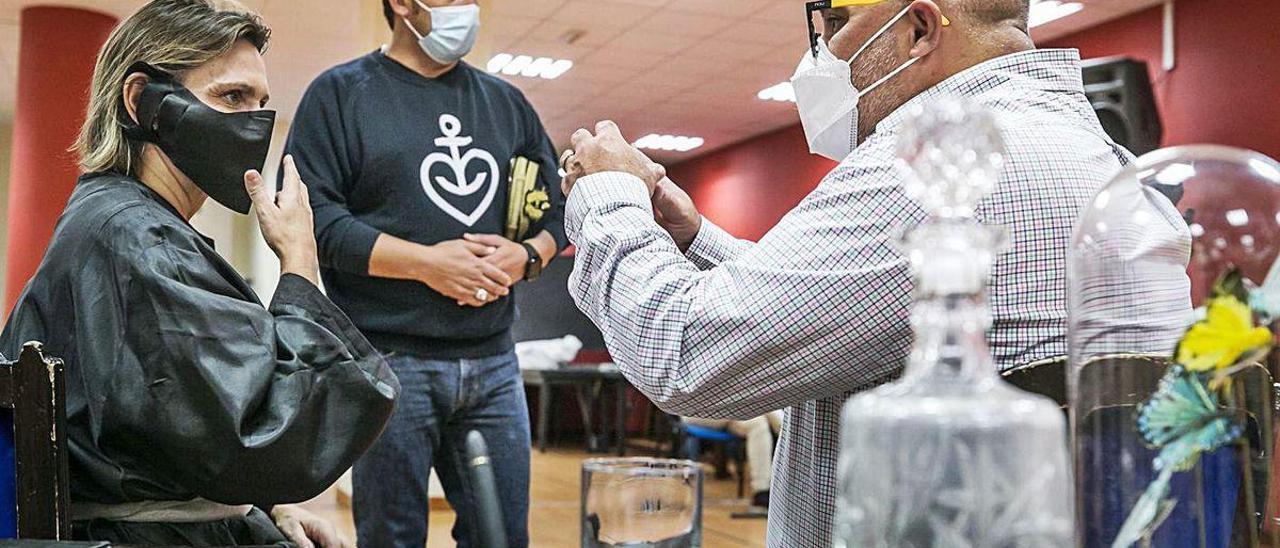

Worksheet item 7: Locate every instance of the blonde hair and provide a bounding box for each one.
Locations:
[73,0,271,175]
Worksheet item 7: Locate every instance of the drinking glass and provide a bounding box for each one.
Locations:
[581,457,703,548]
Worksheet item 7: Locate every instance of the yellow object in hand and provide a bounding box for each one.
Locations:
[506,156,541,240]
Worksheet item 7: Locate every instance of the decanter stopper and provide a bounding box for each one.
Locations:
[896,97,1009,297]
[897,96,1006,219]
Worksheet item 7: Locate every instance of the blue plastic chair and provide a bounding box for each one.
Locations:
[676,421,746,498]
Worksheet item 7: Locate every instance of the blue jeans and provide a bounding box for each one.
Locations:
[353,350,530,547]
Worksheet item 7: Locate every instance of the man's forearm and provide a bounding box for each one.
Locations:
[566,172,909,419]
[368,233,430,282]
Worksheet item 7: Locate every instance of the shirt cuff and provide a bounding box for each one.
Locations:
[270,273,379,360]
[686,218,740,270]
[565,172,653,240]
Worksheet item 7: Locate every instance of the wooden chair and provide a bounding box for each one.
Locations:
[0,342,71,540]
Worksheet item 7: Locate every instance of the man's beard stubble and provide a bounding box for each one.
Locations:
[851,40,911,145]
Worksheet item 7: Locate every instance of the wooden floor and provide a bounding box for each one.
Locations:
[298,448,768,547]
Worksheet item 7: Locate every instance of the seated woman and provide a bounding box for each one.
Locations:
[0,0,399,545]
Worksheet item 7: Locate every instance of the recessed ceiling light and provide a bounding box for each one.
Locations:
[1029,0,1084,28]
[634,134,705,153]
[486,53,514,73]
[487,53,574,79]
[758,82,796,103]
[501,55,533,75]
[1154,163,1196,187]
[542,59,574,79]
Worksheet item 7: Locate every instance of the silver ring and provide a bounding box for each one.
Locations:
[475,288,489,301]
[559,149,576,172]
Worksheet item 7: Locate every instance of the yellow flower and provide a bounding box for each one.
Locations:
[1177,295,1274,372]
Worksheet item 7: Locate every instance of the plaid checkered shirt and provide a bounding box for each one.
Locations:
[565,49,1155,547]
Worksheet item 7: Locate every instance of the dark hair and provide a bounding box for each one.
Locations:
[383,0,395,30]
[75,0,271,175]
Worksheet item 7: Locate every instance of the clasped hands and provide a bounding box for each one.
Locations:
[422,120,705,305]
[418,233,526,307]
[561,121,702,250]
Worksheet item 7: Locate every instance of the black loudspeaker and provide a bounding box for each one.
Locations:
[1081,56,1163,155]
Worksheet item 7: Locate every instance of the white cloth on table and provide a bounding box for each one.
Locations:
[515,335,583,370]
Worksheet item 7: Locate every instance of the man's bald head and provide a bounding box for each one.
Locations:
[828,0,1029,31]
[948,0,1030,33]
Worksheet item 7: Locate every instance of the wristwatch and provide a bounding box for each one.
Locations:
[521,242,543,281]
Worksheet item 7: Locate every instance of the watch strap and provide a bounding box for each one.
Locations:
[521,242,543,281]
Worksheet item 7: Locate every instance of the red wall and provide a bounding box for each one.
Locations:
[666,125,834,241]
[667,0,1280,239]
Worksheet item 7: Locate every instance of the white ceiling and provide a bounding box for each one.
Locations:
[0,0,1170,163]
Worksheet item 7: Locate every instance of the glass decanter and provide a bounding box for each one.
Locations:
[1068,145,1280,548]
[833,98,1074,548]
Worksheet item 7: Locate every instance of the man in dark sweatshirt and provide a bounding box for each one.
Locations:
[283,0,566,545]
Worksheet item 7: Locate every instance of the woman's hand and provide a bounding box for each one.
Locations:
[246,155,320,286]
[270,504,353,548]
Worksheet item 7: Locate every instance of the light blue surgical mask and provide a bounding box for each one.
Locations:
[404,2,480,65]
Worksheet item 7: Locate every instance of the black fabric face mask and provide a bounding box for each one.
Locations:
[119,61,275,214]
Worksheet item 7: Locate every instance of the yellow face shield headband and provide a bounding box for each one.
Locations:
[805,0,951,58]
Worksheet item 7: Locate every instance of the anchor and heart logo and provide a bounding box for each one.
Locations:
[420,114,500,226]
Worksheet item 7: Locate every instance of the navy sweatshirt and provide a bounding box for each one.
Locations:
[284,51,566,359]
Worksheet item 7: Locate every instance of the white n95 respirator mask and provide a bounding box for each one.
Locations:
[404,2,481,65]
[791,4,926,162]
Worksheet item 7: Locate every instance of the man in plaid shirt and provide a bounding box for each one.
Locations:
[560,1,1164,545]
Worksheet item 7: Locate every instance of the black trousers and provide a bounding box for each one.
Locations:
[71,507,294,547]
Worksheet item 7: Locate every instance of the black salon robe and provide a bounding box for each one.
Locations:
[0,172,400,507]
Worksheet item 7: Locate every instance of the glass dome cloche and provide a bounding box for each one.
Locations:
[1068,145,1280,547]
